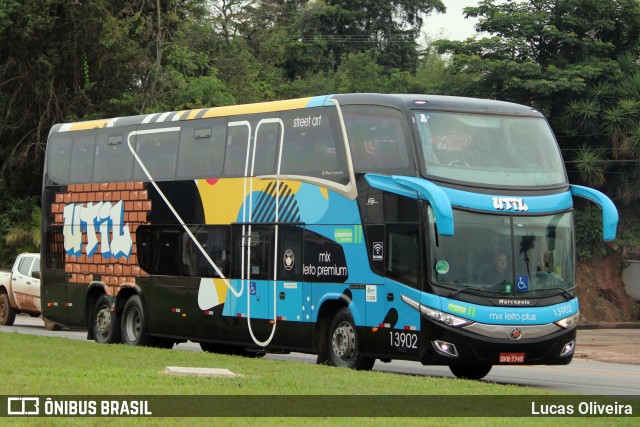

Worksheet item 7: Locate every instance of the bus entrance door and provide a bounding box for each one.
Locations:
[231,224,275,343]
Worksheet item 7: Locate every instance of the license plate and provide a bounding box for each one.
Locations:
[499,352,525,363]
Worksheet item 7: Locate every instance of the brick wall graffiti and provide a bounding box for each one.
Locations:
[50,182,151,295]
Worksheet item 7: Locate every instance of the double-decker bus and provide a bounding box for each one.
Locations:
[42,94,617,379]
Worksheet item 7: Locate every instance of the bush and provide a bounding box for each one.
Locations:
[574,206,611,260]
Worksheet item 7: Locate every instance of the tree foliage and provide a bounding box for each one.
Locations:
[435,0,640,116]
[3,0,640,267]
[435,0,640,204]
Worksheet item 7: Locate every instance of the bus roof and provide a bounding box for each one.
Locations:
[332,93,543,117]
[49,94,543,134]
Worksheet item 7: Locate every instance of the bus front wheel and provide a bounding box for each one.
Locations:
[92,294,121,344]
[449,364,492,380]
[326,307,375,370]
[121,295,150,346]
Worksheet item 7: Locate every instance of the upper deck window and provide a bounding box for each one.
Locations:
[47,136,72,185]
[93,127,135,182]
[176,118,227,179]
[279,107,349,184]
[133,130,179,181]
[415,111,566,187]
[342,106,414,175]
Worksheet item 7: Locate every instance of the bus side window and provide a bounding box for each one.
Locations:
[254,121,280,176]
[69,132,96,183]
[47,135,72,185]
[94,128,135,182]
[343,105,413,174]
[279,108,348,184]
[386,224,420,287]
[223,125,250,177]
[133,129,179,181]
[183,226,230,277]
[137,226,182,276]
[176,118,227,180]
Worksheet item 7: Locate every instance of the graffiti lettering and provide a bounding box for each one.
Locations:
[63,201,133,259]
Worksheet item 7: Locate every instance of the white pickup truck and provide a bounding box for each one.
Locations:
[0,253,52,328]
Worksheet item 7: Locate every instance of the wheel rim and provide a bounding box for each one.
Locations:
[94,305,111,339]
[0,297,7,320]
[124,307,142,342]
[332,320,356,362]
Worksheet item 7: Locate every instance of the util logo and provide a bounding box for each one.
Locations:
[62,201,133,259]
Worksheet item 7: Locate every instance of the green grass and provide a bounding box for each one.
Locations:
[0,332,634,426]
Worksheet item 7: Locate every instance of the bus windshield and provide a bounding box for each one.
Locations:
[429,209,575,297]
[415,111,566,187]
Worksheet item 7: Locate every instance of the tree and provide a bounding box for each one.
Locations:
[435,0,640,117]
[561,54,640,203]
[5,205,41,250]
[434,0,640,204]
[243,0,446,79]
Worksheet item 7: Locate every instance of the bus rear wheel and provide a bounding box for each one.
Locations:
[326,307,375,370]
[92,294,121,344]
[449,364,492,380]
[0,292,16,326]
[121,295,150,346]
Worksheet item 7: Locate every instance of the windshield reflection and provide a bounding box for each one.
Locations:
[429,209,574,297]
[415,111,566,187]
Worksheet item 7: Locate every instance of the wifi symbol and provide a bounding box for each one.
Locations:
[373,242,383,260]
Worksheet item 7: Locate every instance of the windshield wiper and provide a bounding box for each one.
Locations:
[448,286,507,299]
[519,287,574,300]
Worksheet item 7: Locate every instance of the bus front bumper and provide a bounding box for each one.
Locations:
[419,317,577,366]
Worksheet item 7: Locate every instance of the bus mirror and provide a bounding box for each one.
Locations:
[569,185,618,241]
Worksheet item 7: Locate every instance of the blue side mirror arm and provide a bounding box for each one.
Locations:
[363,174,454,236]
[570,185,618,241]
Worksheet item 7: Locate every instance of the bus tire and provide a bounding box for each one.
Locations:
[449,364,492,380]
[326,307,375,370]
[92,294,121,344]
[121,295,150,346]
[0,292,16,326]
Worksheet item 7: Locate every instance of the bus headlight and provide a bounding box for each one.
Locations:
[420,306,472,328]
[400,294,472,328]
[554,312,580,329]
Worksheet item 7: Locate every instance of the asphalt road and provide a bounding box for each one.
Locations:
[3,315,640,395]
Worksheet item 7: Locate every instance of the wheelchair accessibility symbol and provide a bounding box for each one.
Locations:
[516,275,529,291]
[250,282,257,295]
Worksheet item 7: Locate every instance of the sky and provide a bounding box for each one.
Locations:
[423,0,482,41]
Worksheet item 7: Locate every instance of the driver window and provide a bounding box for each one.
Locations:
[386,224,420,287]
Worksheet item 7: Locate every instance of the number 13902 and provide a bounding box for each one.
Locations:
[389,331,418,349]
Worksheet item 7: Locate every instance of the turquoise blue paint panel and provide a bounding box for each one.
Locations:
[305,95,334,108]
[436,296,579,325]
[276,281,303,321]
[440,186,573,214]
[570,184,618,241]
[382,280,422,330]
[365,173,576,215]
[222,280,272,320]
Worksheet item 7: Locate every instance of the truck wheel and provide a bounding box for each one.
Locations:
[449,364,492,380]
[326,307,375,370]
[121,295,150,346]
[92,294,121,344]
[0,293,16,326]
[44,319,61,331]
